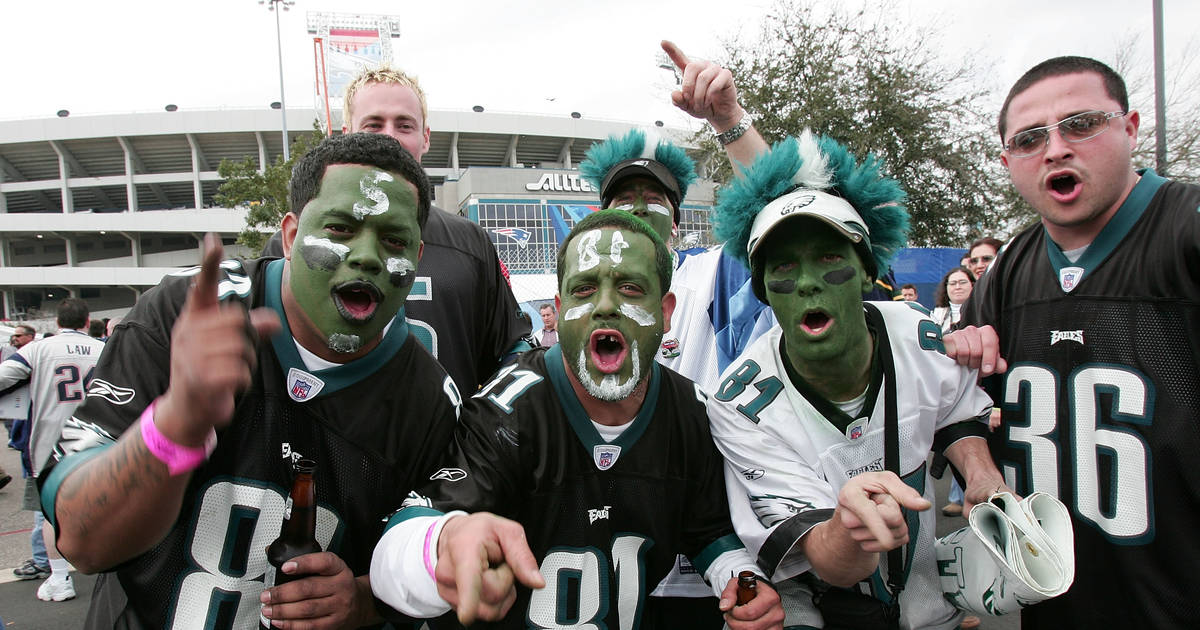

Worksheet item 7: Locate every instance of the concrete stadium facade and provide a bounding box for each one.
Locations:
[0,108,716,321]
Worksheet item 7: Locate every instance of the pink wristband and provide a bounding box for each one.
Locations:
[139,398,217,476]
[423,520,438,581]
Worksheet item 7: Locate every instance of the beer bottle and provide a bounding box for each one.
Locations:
[261,459,322,628]
[736,570,758,606]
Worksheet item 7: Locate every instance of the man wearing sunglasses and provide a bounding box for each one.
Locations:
[950,56,1200,628]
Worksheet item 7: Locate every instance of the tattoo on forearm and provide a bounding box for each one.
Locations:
[62,425,172,542]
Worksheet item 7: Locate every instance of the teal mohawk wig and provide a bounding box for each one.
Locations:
[580,129,698,221]
[712,130,909,280]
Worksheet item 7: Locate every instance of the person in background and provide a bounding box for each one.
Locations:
[931,266,978,520]
[0,299,105,602]
[966,236,1003,279]
[900,283,919,302]
[931,267,976,336]
[533,303,558,348]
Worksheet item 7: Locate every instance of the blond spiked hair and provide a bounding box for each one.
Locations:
[343,64,428,130]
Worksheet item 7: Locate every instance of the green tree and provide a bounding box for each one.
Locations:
[215,124,325,253]
[699,1,1032,246]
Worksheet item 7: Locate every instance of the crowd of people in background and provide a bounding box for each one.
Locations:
[0,43,1196,630]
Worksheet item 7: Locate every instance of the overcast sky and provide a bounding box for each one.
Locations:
[3,0,1197,132]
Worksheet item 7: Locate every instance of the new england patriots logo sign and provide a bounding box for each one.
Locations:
[593,444,621,471]
[492,227,532,248]
[286,367,325,402]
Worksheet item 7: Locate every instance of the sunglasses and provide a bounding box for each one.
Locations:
[1004,110,1125,158]
[968,255,994,265]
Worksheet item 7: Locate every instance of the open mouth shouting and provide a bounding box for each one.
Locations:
[331,280,382,323]
[590,329,628,374]
[800,309,834,337]
[1046,170,1082,203]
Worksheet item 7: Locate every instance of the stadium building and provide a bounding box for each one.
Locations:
[0,108,717,322]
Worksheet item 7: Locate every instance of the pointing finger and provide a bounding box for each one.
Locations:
[661,40,689,71]
[188,233,225,312]
[496,523,544,589]
[843,490,897,549]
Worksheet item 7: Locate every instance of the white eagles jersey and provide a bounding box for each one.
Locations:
[657,245,774,395]
[0,329,105,476]
[707,301,993,630]
[653,245,774,600]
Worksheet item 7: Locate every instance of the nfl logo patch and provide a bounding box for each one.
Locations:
[660,338,680,358]
[286,367,325,402]
[850,426,863,440]
[593,444,622,471]
[1059,266,1084,293]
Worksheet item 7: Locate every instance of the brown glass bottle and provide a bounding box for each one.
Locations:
[261,459,322,628]
[736,570,758,606]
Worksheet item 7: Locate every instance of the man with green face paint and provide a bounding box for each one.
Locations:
[580,129,778,627]
[580,130,775,402]
[705,132,1010,630]
[39,133,462,630]
[370,210,785,630]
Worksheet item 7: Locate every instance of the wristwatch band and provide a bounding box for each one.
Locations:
[715,112,755,146]
[139,398,217,476]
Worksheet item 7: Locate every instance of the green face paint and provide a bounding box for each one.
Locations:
[289,164,421,354]
[605,176,675,243]
[759,218,874,367]
[558,227,664,401]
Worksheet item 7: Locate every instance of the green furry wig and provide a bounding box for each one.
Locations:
[712,130,909,280]
[580,129,698,220]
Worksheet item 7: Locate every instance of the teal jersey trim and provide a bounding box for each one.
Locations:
[384,506,444,532]
[263,259,412,399]
[690,533,746,575]
[40,444,111,528]
[542,344,662,453]
[1045,169,1167,287]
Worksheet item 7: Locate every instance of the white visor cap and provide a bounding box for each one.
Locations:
[746,188,871,262]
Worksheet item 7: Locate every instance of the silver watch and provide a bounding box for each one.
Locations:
[715,113,755,146]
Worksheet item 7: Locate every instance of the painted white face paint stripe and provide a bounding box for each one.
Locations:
[353,170,395,219]
[619,304,656,327]
[646,203,672,217]
[386,258,415,274]
[564,303,594,321]
[302,235,350,259]
[609,230,629,265]
[577,229,601,271]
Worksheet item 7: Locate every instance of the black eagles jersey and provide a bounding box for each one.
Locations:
[962,171,1200,628]
[405,209,528,393]
[389,346,747,629]
[39,257,461,630]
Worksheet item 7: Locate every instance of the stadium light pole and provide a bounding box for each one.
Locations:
[261,0,295,161]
